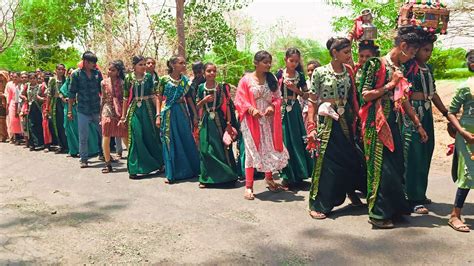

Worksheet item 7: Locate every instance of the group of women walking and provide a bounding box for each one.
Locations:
[1,25,473,232]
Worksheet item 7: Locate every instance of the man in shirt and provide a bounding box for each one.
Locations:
[68,51,103,168]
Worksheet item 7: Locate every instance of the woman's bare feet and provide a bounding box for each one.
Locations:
[309,210,327,219]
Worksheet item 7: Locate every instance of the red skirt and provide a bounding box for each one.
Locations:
[101,116,128,138]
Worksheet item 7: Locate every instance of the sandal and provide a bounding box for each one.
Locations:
[309,210,327,220]
[265,179,283,192]
[101,162,113,174]
[80,161,88,168]
[244,188,255,200]
[164,179,174,184]
[198,183,206,189]
[448,217,470,233]
[413,205,429,215]
[129,174,139,180]
[368,218,394,229]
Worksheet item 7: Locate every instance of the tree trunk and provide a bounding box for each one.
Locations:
[176,0,186,57]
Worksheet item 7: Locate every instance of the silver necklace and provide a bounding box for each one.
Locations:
[329,64,349,115]
[283,68,299,113]
[204,82,218,120]
[134,75,145,107]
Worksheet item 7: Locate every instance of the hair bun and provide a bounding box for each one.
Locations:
[326,37,335,51]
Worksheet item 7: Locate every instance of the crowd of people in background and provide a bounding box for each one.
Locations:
[1,24,473,232]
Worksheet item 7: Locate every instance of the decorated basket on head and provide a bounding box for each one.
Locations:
[397,0,450,35]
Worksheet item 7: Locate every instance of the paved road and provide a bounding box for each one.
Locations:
[0,143,472,264]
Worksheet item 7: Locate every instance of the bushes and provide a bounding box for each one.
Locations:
[430,47,469,79]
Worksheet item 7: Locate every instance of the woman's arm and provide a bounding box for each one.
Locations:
[402,100,428,142]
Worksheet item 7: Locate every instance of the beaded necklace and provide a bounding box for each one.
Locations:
[283,68,299,113]
[204,82,218,120]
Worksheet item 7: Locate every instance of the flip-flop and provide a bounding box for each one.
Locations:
[448,218,470,233]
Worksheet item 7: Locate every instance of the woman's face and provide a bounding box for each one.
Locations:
[134,60,147,75]
[204,65,217,82]
[307,64,316,78]
[399,42,419,64]
[255,56,272,73]
[146,59,156,73]
[285,54,300,71]
[172,57,186,74]
[333,46,352,64]
[29,76,37,85]
[108,65,118,78]
[358,49,375,66]
[416,43,434,64]
[56,65,66,77]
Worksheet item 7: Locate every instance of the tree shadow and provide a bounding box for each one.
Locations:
[0,199,129,231]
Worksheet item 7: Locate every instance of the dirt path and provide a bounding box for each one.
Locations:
[0,80,472,264]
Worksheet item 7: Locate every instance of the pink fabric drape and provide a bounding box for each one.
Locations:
[234,74,283,152]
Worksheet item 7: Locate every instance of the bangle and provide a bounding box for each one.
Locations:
[226,121,231,125]
[415,123,422,130]
[155,114,161,119]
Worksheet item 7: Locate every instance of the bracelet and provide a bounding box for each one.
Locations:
[382,85,389,95]
[442,111,448,118]
[414,123,422,130]
[226,121,231,125]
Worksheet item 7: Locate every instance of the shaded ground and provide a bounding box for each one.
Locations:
[0,80,472,264]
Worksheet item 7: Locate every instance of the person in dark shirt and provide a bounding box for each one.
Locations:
[68,51,103,168]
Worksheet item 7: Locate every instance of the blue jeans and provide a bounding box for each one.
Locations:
[77,112,102,163]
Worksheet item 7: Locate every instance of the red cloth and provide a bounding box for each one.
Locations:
[234,74,283,152]
[354,15,364,40]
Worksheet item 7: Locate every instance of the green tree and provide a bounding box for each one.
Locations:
[327,0,402,55]
[152,0,250,62]
[268,37,332,73]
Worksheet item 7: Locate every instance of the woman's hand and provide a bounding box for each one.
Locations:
[203,94,214,103]
[285,80,299,93]
[417,126,428,143]
[118,117,126,126]
[67,112,73,121]
[460,129,474,144]
[391,70,404,85]
[264,105,275,117]
[307,129,317,142]
[249,107,262,119]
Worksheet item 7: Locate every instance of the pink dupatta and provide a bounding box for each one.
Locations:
[234,74,283,152]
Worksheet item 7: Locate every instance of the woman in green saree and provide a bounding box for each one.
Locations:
[359,27,428,229]
[196,63,239,187]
